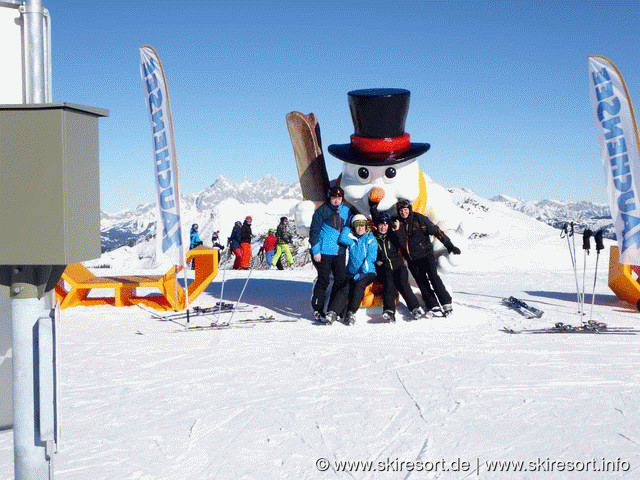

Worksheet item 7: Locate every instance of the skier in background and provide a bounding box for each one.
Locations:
[190,224,203,250]
[189,223,204,269]
[240,216,253,269]
[272,217,294,269]
[392,199,461,315]
[228,221,243,269]
[262,228,277,266]
[211,230,225,250]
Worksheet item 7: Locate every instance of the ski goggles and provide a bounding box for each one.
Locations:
[353,220,368,228]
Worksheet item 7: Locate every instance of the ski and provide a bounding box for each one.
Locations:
[234,315,297,324]
[184,322,255,331]
[141,302,248,322]
[285,111,330,206]
[502,296,544,319]
[502,320,639,335]
[182,315,296,331]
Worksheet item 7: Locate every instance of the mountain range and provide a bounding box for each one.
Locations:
[100,175,613,253]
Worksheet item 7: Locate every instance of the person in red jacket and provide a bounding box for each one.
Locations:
[262,228,277,266]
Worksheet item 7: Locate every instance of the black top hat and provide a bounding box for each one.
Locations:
[327,88,430,166]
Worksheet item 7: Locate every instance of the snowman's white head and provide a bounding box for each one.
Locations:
[341,158,421,216]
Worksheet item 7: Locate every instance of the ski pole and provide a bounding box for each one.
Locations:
[571,223,580,313]
[216,260,227,312]
[227,266,253,325]
[589,229,605,322]
[581,229,593,319]
[561,222,581,315]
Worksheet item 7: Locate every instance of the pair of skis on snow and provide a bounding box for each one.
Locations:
[185,315,297,331]
[501,296,543,319]
[503,320,639,335]
[501,296,639,335]
[144,304,297,331]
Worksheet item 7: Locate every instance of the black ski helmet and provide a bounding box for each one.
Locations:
[376,212,391,225]
[327,185,344,199]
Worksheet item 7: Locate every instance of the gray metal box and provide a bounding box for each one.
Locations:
[0,103,108,264]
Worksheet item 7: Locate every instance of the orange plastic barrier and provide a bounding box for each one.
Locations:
[55,246,218,311]
[608,245,640,310]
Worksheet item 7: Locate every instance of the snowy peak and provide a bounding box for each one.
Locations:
[489,194,613,237]
[188,175,302,210]
[101,175,302,252]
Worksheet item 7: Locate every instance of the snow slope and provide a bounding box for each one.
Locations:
[1,196,640,480]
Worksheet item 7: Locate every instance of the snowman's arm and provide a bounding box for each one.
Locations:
[286,111,330,207]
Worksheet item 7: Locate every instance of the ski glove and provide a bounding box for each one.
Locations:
[448,245,461,255]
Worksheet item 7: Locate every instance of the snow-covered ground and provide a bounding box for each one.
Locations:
[2,206,640,479]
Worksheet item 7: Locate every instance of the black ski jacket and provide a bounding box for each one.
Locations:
[374,231,405,271]
[241,222,253,243]
[393,211,456,261]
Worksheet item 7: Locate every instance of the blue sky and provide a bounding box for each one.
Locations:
[49,0,640,213]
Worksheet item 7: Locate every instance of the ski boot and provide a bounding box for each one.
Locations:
[313,310,325,324]
[382,310,396,323]
[344,311,356,326]
[411,306,430,320]
[442,304,453,316]
[324,311,338,325]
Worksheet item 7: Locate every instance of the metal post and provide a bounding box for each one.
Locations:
[12,3,55,477]
[0,288,12,430]
[22,0,46,103]
[10,267,55,480]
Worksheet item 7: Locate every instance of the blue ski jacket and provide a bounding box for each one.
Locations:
[309,202,351,256]
[339,227,378,281]
[190,229,203,250]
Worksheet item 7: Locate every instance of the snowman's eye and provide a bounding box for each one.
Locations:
[358,168,369,179]
[385,167,396,179]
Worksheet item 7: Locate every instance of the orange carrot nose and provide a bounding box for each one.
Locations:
[369,187,385,203]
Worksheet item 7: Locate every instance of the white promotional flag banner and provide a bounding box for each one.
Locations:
[589,55,640,265]
[139,45,185,267]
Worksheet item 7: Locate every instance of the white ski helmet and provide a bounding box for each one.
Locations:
[351,214,368,227]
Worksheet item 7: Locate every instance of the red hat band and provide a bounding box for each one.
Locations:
[350,133,411,159]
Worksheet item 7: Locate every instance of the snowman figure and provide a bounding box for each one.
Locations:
[291,88,464,267]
